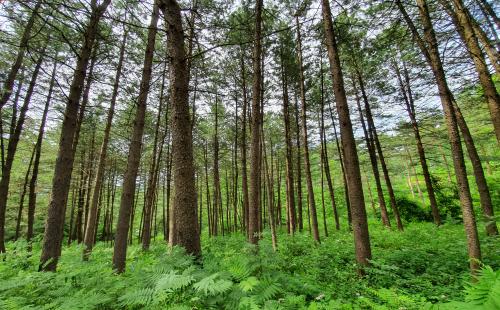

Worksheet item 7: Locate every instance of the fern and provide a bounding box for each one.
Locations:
[118,287,155,307]
[465,266,500,309]
[239,276,259,292]
[155,270,195,293]
[193,272,233,296]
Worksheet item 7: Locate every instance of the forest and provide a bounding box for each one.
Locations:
[0,0,499,308]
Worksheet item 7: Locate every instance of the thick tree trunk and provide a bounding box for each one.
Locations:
[397,0,481,274]
[0,51,44,252]
[0,1,42,111]
[442,0,500,144]
[322,0,372,270]
[112,2,159,273]
[39,0,110,271]
[161,0,201,256]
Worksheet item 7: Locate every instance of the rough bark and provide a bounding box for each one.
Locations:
[160,0,201,256]
[322,0,372,269]
[247,0,263,245]
[112,1,159,273]
[397,0,481,274]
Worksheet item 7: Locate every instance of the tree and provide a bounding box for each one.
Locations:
[321,0,372,270]
[113,1,159,273]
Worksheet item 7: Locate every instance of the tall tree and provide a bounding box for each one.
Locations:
[321,0,372,270]
[248,0,263,245]
[112,1,159,273]
[160,0,201,256]
[396,0,481,274]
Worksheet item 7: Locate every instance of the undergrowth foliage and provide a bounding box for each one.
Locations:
[0,223,498,309]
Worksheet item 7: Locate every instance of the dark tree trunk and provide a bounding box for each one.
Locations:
[0,51,44,252]
[160,0,201,256]
[322,0,372,270]
[247,0,263,245]
[0,1,42,111]
[112,1,159,273]
[397,0,481,274]
[39,0,110,271]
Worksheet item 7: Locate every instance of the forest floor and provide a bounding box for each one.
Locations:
[0,221,499,309]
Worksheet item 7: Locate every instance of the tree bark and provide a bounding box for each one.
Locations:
[83,30,128,259]
[160,0,201,256]
[322,0,372,270]
[112,1,159,273]
[247,0,263,245]
[397,0,481,274]
[0,50,44,252]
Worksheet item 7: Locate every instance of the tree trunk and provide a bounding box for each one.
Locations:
[397,0,481,274]
[15,144,35,240]
[83,30,128,259]
[296,15,320,243]
[353,79,391,228]
[239,49,250,236]
[27,56,57,243]
[322,0,372,270]
[0,1,42,111]
[394,60,441,225]
[356,70,403,231]
[161,0,201,256]
[453,102,498,236]
[247,0,263,245]
[442,0,500,144]
[112,1,159,273]
[39,0,110,271]
[0,51,44,252]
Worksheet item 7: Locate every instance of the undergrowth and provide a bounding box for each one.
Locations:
[0,222,498,309]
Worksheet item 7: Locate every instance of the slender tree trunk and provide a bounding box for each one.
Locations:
[353,80,391,228]
[0,1,42,111]
[394,60,441,225]
[239,49,250,236]
[453,102,498,236]
[112,1,159,273]
[320,57,339,231]
[0,51,44,252]
[294,94,304,232]
[322,0,372,270]
[15,144,35,240]
[356,70,403,231]
[296,15,320,243]
[397,0,481,274]
[247,0,263,245]
[83,30,128,259]
[280,48,296,234]
[27,57,57,243]
[212,96,221,236]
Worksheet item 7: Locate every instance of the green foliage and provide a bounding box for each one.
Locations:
[1,222,498,309]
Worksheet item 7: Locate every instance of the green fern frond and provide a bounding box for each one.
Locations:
[193,273,233,296]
